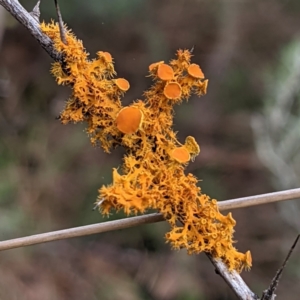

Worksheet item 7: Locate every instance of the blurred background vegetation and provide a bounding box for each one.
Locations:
[1,0,300,299]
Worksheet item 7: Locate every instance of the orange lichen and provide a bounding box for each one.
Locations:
[116,106,143,134]
[42,22,251,272]
[98,51,113,63]
[157,63,174,81]
[184,136,200,161]
[115,78,130,92]
[149,61,164,72]
[170,147,190,163]
[188,63,205,79]
[185,136,200,155]
[164,82,182,99]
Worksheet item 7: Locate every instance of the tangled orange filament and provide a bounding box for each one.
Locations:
[41,21,252,272]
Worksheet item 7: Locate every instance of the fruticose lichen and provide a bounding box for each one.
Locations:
[41,21,252,272]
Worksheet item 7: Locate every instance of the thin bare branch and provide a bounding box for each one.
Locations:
[54,0,67,44]
[0,213,164,251]
[0,0,62,62]
[218,187,300,210]
[261,234,300,300]
[0,188,299,252]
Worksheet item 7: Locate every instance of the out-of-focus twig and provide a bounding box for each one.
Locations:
[261,234,300,300]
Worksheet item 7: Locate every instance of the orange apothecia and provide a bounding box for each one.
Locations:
[188,63,205,79]
[157,63,174,81]
[41,21,252,272]
[164,82,182,99]
[149,60,164,72]
[115,78,130,92]
[99,51,113,63]
[116,106,143,134]
[170,147,190,163]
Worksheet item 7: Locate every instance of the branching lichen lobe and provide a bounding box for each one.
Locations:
[41,21,252,272]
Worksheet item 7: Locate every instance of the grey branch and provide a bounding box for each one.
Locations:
[207,254,259,300]
[29,0,40,22]
[0,0,62,62]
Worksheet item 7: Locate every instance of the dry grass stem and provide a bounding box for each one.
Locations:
[0,188,299,252]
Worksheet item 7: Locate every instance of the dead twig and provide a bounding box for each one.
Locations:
[0,188,299,252]
[54,0,67,44]
[217,187,300,210]
[0,213,164,251]
[261,234,300,300]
